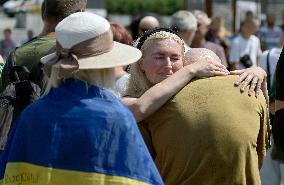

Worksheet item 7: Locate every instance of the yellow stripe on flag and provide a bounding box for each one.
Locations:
[1,162,150,185]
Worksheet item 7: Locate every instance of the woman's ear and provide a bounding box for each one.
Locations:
[138,58,145,73]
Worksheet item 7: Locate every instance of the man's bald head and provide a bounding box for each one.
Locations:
[185,48,221,66]
[139,16,160,35]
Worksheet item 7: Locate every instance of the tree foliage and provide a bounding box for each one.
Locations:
[107,0,184,15]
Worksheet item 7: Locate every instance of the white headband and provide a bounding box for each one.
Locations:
[136,31,185,52]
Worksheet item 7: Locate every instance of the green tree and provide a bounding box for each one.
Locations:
[106,0,184,15]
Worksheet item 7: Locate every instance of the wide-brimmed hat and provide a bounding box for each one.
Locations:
[41,12,142,77]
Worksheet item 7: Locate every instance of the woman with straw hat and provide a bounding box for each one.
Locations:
[0,12,164,185]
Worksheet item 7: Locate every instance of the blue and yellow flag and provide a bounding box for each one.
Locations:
[0,79,164,185]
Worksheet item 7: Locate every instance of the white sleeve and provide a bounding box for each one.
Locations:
[229,39,240,64]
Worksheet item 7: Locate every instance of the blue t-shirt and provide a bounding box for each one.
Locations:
[258,26,283,50]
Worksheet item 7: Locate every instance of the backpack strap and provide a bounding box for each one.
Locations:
[1,37,39,89]
[8,66,30,83]
[28,46,56,94]
[266,50,271,91]
[28,62,43,83]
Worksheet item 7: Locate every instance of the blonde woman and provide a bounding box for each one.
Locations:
[122,28,267,122]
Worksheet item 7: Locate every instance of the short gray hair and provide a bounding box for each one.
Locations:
[170,10,197,32]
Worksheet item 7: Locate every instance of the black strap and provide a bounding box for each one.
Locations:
[272,108,284,152]
[28,62,43,84]
[7,37,42,84]
[8,66,30,83]
[266,50,271,91]
[275,47,284,101]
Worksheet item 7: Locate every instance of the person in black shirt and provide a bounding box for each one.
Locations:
[272,47,284,159]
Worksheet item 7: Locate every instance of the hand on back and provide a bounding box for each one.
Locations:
[184,48,229,78]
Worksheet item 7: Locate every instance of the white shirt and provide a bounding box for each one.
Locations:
[259,48,282,86]
[229,34,262,69]
[115,73,130,97]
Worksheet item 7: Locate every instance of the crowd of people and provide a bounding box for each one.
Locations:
[0,29,34,61]
[0,0,283,184]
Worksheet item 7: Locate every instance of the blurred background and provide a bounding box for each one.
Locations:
[0,0,282,45]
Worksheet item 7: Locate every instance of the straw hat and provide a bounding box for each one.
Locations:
[41,12,142,75]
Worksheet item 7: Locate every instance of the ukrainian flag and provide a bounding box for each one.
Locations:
[0,79,164,185]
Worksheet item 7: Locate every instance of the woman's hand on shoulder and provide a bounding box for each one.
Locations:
[185,60,229,78]
[184,48,229,78]
[230,67,267,96]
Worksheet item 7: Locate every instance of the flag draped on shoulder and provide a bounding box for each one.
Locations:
[0,79,164,185]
